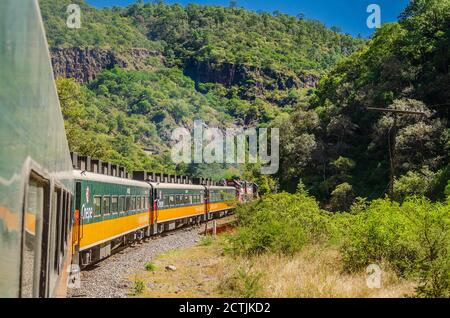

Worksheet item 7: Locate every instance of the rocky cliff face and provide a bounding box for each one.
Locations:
[50,48,164,83]
[50,48,319,97]
[183,59,319,92]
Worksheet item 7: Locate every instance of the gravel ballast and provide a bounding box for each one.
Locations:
[68,226,202,298]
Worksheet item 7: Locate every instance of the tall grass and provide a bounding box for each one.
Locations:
[230,192,450,297]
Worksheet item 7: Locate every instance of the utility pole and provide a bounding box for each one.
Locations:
[367,107,427,198]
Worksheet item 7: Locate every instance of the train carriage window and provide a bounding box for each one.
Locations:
[169,195,175,207]
[102,196,110,215]
[163,196,169,207]
[137,196,141,210]
[53,189,62,273]
[93,196,102,217]
[132,196,136,211]
[119,196,124,213]
[143,197,148,209]
[111,196,118,214]
[62,192,67,246]
[21,174,49,298]
[126,196,131,212]
[65,193,71,244]
[62,191,68,252]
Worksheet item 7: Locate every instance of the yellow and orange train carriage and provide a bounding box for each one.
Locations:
[72,169,237,268]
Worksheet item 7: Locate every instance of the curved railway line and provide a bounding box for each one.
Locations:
[69,216,237,298]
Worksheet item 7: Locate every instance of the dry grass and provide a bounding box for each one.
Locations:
[227,246,416,298]
[132,238,416,298]
[133,241,231,297]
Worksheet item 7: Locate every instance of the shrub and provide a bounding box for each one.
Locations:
[403,199,450,298]
[199,235,214,246]
[330,183,355,212]
[394,169,434,202]
[144,262,156,272]
[230,192,332,255]
[341,197,450,297]
[340,198,416,273]
[133,277,145,295]
[222,264,263,298]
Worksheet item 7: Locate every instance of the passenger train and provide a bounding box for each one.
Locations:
[0,0,256,298]
[71,160,239,269]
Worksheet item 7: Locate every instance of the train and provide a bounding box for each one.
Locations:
[70,156,240,270]
[0,0,257,298]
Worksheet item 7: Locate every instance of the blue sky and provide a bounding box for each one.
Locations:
[86,0,410,37]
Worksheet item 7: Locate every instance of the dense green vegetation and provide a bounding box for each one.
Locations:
[42,0,450,298]
[41,0,362,179]
[279,0,450,204]
[41,0,363,73]
[40,0,160,50]
[124,2,363,73]
[232,190,450,297]
[44,0,449,204]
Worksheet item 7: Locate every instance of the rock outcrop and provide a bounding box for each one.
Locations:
[183,59,320,91]
[50,48,319,100]
[50,47,164,83]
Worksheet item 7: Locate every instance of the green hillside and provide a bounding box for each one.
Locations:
[279,0,450,204]
[40,0,363,178]
[41,0,449,204]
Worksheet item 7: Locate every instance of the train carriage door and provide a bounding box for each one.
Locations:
[71,182,82,265]
[20,172,51,298]
[204,188,209,220]
[150,188,159,235]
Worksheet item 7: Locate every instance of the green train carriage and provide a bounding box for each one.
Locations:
[0,0,74,298]
[72,169,237,268]
[73,170,152,267]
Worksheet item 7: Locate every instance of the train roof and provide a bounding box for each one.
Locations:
[73,170,151,188]
[149,182,206,190]
[73,170,207,190]
[207,185,236,191]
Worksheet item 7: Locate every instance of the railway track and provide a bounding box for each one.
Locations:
[69,215,237,298]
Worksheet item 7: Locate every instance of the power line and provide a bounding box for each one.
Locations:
[366,107,428,116]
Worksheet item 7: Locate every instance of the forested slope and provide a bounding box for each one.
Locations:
[40,0,363,180]
[279,0,450,205]
[41,0,450,204]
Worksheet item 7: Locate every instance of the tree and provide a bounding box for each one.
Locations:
[374,99,446,173]
[330,183,355,212]
[394,168,435,201]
